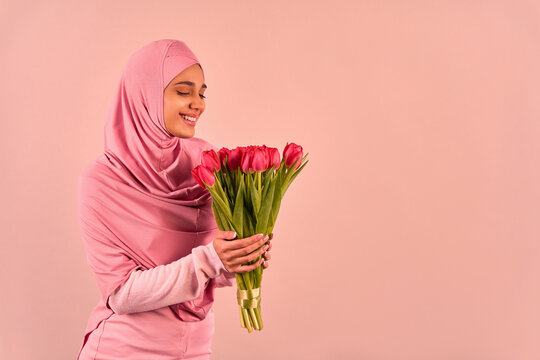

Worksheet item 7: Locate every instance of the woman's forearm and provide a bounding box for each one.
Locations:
[108,242,233,315]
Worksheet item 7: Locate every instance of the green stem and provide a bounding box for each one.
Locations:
[258,172,261,200]
[235,273,246,290]
[242,308,252,332]
[255,303,263,330]
[242,270,252,289]
[249,308,259,330]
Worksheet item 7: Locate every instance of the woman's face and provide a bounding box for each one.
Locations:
[163,63,207,138]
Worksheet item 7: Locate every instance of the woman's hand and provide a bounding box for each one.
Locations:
[213,231,273,274]
[262,232,272,269]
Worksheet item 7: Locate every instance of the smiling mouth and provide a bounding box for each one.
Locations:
[180,114,197,122]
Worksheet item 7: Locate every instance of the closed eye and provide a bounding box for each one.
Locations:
[177,91,206,99]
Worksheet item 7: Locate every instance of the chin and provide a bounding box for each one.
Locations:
[173,130,195,138]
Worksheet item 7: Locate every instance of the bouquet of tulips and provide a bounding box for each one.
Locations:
[191,142,308,332]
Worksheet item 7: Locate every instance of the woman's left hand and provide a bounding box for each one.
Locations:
[262,233,273,269]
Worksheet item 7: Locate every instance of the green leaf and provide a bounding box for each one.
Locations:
[281,153,309,196]
[259,169,272,202]
[232,180,245,239]
[211,201,225,230]
[269,173,283,230]
[256,181,275,234]
[211,190,233,221]
[213,175,233,212]
[270,197,282,232]
[282,159,309,196]
[249,176,261,220]
[246,218,255,235]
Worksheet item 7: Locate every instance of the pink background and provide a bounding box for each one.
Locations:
[1,1,540,359]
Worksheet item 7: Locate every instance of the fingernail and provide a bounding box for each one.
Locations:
[264,235,269,240]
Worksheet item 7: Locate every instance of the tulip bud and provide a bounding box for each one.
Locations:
[191,167,205,188]
[201,150,221,173]
[217,147,230,169]
[191,165,215,188]
[241,147,254,173]
[283,142,303,170]
[251,147,269,172]
[268,147,281,170]
[228,147,243,170]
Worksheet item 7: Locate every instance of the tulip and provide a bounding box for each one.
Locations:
[191,167,204,188]
[283,142,303,169]
[201,150,221,173]
[267,147,281,170]
[251,147,269,172]
[218,147,230,169]
[228,147,244,170]
[241,147,254,173]
[191,165,215,188]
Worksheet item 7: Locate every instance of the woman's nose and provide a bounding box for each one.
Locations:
[190,96,204,110]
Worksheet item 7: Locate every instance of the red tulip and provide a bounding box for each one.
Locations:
[217,147,230,169]
[251,147,269,171]
[283,142,303,170]
[191,167,203,188]
[228,147,244,170]
[191,165,215,188]
[241,147,254,173]
[201,150,221,173]
[268,147,281,170]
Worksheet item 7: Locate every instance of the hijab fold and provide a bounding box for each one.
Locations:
[77,39,220,348]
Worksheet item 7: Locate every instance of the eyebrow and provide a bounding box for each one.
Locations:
[174,81,207,89]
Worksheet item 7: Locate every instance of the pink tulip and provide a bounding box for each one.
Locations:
[241,147,254,173]
[251,147,269,171]
[228,147,243,170]
[268,147,281,170]
[191,167,204,188]
[217,147,230,169]
[201,150,221,173]
[191,165,215,188]
[283,142,303,170]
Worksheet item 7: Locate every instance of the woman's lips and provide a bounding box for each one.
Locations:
[180,114,196,126]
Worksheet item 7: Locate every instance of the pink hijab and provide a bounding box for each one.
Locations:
[77,39,220,343]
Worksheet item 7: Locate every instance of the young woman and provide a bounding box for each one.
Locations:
[76,39,272,360]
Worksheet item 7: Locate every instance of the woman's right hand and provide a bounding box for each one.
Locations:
[212,231,270,274]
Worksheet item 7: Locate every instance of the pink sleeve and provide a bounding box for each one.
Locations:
[108,242,234,315]
[214,269,237,288]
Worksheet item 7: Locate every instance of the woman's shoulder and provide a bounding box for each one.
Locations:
[78,154,122,193]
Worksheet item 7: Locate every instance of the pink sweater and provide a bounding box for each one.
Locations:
[108,242,236,315]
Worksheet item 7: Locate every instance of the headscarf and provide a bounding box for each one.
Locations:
[77,39,220,344]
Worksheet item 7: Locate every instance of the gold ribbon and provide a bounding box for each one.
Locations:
[237,287,261,309]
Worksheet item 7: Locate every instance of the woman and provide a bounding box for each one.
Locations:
[76,39,272,360]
